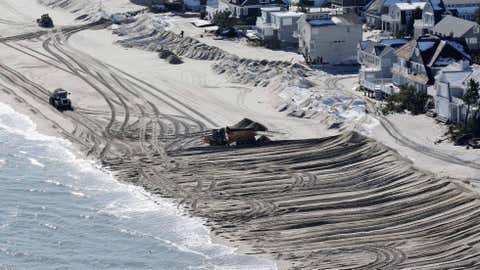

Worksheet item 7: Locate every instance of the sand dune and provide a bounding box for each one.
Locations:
[102,132,480,269]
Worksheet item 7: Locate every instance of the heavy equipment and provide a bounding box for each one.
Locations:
[37,14,54,28]
[49,88,72,111]
[203,118,269,146]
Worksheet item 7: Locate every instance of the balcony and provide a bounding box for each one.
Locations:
[413,19,433,30]
[392,63,429,85]
[381,14,398,22]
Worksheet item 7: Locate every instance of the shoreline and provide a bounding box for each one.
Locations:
[0,99,280,269]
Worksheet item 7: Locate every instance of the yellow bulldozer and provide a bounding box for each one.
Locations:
[203,118,270,146]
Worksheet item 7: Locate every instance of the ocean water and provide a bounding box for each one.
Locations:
[0,102,276,270]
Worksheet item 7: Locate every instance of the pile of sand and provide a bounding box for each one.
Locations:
[212,56,311,87]
[39,0,143,22]
[115,15,226,60]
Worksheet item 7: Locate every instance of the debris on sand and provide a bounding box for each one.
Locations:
[287,110,305,118]
[158,48,174,59]
[166,54,183,64]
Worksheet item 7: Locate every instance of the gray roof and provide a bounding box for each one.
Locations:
[432,15,478,37]
[306,13,361,27]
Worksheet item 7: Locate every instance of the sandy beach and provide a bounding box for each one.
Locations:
[2,0,480,269]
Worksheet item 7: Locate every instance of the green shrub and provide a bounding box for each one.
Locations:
[382,84,428,115]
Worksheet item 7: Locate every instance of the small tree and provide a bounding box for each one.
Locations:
[212,10,235,30]
[398,84,428,114]
[462,79,480,126]
[382,84,428,115]
[200,7,207,19]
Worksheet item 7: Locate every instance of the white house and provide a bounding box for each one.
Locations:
[381,1,426,36]
[217,0,279,19]
[357,39,408,97]
[431,61,480,122]
[413,0,436,37]
[256,8,304,47]
[298,12,362,64]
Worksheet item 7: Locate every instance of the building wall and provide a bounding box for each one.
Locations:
[272,15,301,45]
[464,28,480,51]
[331,0,368,8]
[303,24,362,64]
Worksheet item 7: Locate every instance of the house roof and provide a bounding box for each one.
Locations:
[396,35,470,65]
[395,35,471,84]
[428,0,443,11]
[308,19,336,26]
[379,38,408,48]
[359,38,406,57]
[261,6,283,11]
[366,0,433,14]
[436,62,480,89]
[443,0,480,5]
[271,11,303,17]
[307,13,361,27]
[443,70,472,88]
[432,15,478,37]
[447,6,480,16]
[394,2,426,10]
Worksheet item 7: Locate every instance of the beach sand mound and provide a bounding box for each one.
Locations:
[115,15,227,60]
[104,131,480,269]
[212,56,311,87]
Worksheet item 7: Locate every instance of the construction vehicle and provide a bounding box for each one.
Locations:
[204,118,269,146]
[49,88,72,111]
[37,14,54,28]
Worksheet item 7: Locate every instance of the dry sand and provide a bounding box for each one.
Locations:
[1,1,480,269]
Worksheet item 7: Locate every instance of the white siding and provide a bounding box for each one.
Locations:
[307,24,362,64]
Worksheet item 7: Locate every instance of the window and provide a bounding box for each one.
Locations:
[283,18,292,26]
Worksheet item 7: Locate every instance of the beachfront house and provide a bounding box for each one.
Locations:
[364,0,390,29]
[432,15,480,52]
[413,0,441,37]
[217,0,280,19]
[281,0,328,7]
[366,0,443,31]
[381,1,426,36]
[330,0,370,13]
[357,38,408,97]
[392,35,471,92]
[256,7,303,47]
[431,61,480,122]
[443,0,480,21]
[297,12,362,64]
